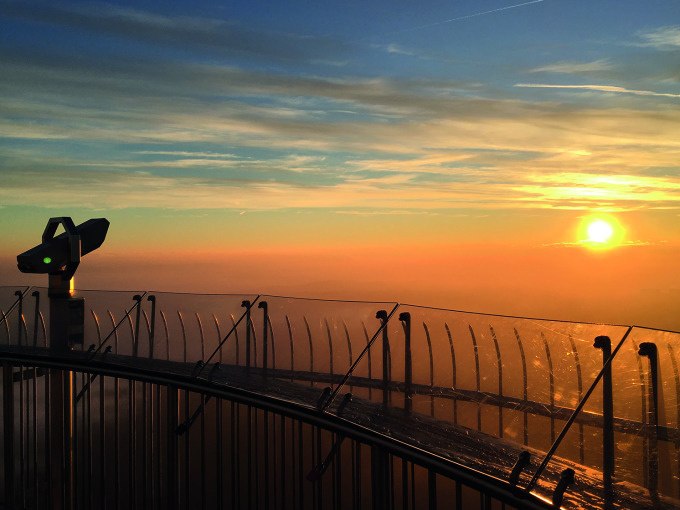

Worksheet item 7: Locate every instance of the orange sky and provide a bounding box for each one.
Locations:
[3,209,679,331]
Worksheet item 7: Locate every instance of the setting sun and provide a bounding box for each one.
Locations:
[579,215,625,250]
[587,220,614,243]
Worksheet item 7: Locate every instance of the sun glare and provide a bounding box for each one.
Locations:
[579,215,624,250]
[587,220,614,243]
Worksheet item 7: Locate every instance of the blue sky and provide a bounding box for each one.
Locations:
[1,0,678,216]
[1,0,679,326]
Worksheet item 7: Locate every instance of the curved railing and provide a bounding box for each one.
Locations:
[1,285,679,509]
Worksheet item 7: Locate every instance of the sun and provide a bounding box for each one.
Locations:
[578,215,624,250]
[587,219,614,244]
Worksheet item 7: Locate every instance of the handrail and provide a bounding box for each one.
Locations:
[0,346,554,510]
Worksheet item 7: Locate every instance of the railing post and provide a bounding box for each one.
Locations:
[468,325,482,430]
[399,312,412,414]
[259,301,268,372]
[47,368,74,510]
[15,290,23,346]
[147,295,156,358]
[3,362,15,509]
[552,468,575,508]
[324,318,334,376]
[513,328,529,445]
[132,294,142,357]
[594,335,614,503]
[489,326,504,438]
[509,451,531,486]
[32,291,40,347]
[639,342,659,497]
[370,446,390,510]
[167,386,179,510]
[242,300,252,369]
[376,310,389,406]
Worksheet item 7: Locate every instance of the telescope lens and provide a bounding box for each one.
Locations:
[43,257,52,264]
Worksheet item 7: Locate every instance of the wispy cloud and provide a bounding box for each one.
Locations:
[513,172,680,210]
[637,25,680,50]
[529,59,614,74]
[1,1,351,63]
[515,83,680,99]
[335,210,438,216]
[2,32,680,214]
[544,240,658,248]
[136,151,240,159]
[385,44,415,56]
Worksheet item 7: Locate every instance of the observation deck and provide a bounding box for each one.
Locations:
[1,286,679,509]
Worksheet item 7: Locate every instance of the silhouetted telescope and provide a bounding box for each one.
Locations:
[17,217,109,279]
[17,217,109,350]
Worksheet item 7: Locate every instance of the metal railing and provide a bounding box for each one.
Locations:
[1,285,679,509]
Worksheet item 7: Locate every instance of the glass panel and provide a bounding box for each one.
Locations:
[133,291,260,363]
[532,326,680,509]
[229,295,398,409]
[0,285,30,345]
[12,286,47,347]
[333,303,629,489]
[74,287,146,354]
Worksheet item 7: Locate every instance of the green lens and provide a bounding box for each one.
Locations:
[43,257,52,264]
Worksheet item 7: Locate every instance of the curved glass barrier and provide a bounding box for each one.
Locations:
[531,326,680,509]
[132,291,259,363]
[75,288,146,355]
[2,284,678,509]
[330,304,629,492]
[237,295,398,409]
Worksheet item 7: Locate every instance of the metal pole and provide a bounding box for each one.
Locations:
[15,290,23,346]
[31,291,41,347]
[259,301,269,372]
[242,301,252,370]
[147,295,156,359]
[468,325,481,430]
[639,342,659,496]
[132,295,142,357]
[167,386,179,510]
[376,310,389,406]
[3,362,15,509]
[594,336,614,503]
[400,312,412,414]
[371,446,390,510]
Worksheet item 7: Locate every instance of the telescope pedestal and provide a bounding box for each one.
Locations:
[48,275,78,509]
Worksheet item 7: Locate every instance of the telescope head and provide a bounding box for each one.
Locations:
[17,217,109,279]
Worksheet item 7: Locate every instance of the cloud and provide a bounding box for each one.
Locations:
[334,210,438,216]
[135,151,240,159]
[513,172,680,210]
[385,44,416,56]
[1,1,350,63]
[2,39,680,214]
[0,167,522,210]
[637,25,680,50]
[544,240,658,248]
[529,60,614,74]
[515,83,680,99]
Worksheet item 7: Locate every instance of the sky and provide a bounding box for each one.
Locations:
[1,0,679,329]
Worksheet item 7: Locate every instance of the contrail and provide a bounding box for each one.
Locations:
[515,83,680,99]
[395,0,545,33]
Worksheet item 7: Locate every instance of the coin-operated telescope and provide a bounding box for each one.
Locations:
[17,217,109,350]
